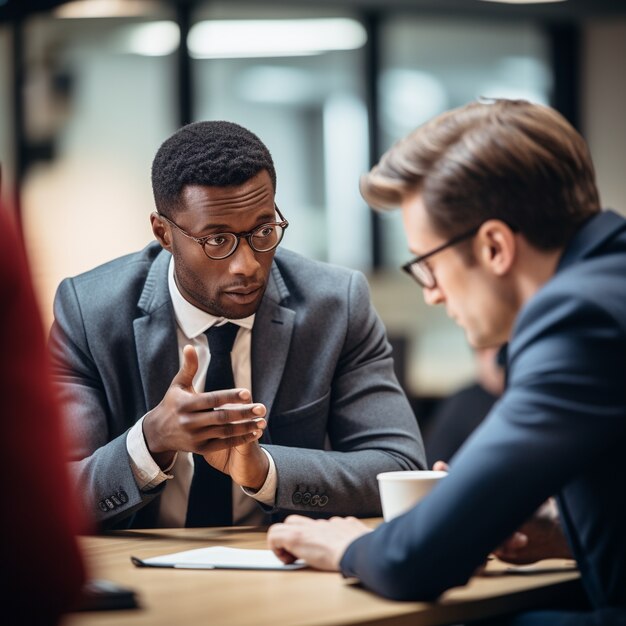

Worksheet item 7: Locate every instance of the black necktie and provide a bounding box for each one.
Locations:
[185,323,239,527]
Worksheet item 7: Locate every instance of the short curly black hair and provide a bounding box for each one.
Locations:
[151,120,277,215]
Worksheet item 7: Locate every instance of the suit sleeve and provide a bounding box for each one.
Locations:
[340,292,626,600]
[266,271,426,518]
[49,278,163,529]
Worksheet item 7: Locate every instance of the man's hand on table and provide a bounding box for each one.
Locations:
[142,344,268,481]
[268,462,571,575]
[433,461,571,566]
[268,515,372,571]
[493,498,571,564]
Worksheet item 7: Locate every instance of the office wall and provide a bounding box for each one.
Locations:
[2,10,624,400]
[582,18,626,213]
[18,16,175,327]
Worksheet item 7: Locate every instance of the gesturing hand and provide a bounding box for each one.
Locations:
[142,344,267,470]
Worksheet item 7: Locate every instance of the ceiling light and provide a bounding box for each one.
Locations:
[55,0,160,19]
[188,18,367,59]
[123,21,180,57]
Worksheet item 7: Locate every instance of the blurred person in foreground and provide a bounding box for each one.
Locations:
[48,121,424,531]
[268,99,626,625]
[0,199,85,624]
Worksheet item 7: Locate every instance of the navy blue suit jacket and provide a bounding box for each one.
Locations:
[341,210,626,612]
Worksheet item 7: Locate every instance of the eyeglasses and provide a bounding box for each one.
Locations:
[401,225,480,289]
[158,205,289,260]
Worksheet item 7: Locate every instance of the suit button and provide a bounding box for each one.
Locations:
[292,491,303,505]
[104,498,115,510]
[319,495,329,507]
[117,490,129,504]
[98,500,109,512]
[302,492,311,505]
[310,495,320,506]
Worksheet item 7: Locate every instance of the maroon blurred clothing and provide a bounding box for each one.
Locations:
[0,207,85,625]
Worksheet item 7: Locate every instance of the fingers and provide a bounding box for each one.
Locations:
[170,348,256,406]
[181,403,267,431]
[267,517,315,558]
[273,547,297,565]
[507,532,529,549]
[171,345,200,390]
[267,523,302,563]
[190,413,266,453]
[186,388,257,412]
[266,516,317,562]
[495,533,525,552]
[493,532,529,562]
[163,346,269,453]
[268,529,298,564]
[432,460,449,472]
[283,515,318,526]
[195,416,267,442]
[198,429,264,454]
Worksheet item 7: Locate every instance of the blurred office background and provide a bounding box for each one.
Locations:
[1,0,625,427]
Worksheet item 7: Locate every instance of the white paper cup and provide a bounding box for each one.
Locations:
[377,470,447,521]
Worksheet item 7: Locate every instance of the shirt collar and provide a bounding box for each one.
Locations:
[167,257,255,340]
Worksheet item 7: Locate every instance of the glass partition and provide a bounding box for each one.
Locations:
[375,16,551,397]
[191,2,370,270]
[19,4,176,326]
[379,16,551,269]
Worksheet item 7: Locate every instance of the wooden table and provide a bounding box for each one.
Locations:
[62,524,580,626]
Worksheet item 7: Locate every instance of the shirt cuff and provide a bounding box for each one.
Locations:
[241,447,277,506]
[126,416,177,491]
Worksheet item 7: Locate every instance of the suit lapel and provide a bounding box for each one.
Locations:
[132,248,297,424]
[133,248,179,412]
[251,260,295,435]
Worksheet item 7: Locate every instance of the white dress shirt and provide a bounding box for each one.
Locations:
[126,257,277,527]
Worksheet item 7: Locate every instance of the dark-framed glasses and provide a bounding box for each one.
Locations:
[158,205,289,260]
[401,225,480,289]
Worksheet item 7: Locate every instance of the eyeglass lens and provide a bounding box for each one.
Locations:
[410,262,434,287]
[203,223,284,259]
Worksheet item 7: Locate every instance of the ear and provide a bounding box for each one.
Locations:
[150,212,172,250]
[475,220,516,277]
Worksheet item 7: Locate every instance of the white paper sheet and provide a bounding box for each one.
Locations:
[133,546,307,570]
[504,561,578,575]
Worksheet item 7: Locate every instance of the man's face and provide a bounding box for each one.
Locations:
[155,169,277,319]
[401,193,515,348]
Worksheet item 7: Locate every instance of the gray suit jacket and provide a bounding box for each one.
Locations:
[49,243,425,529]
